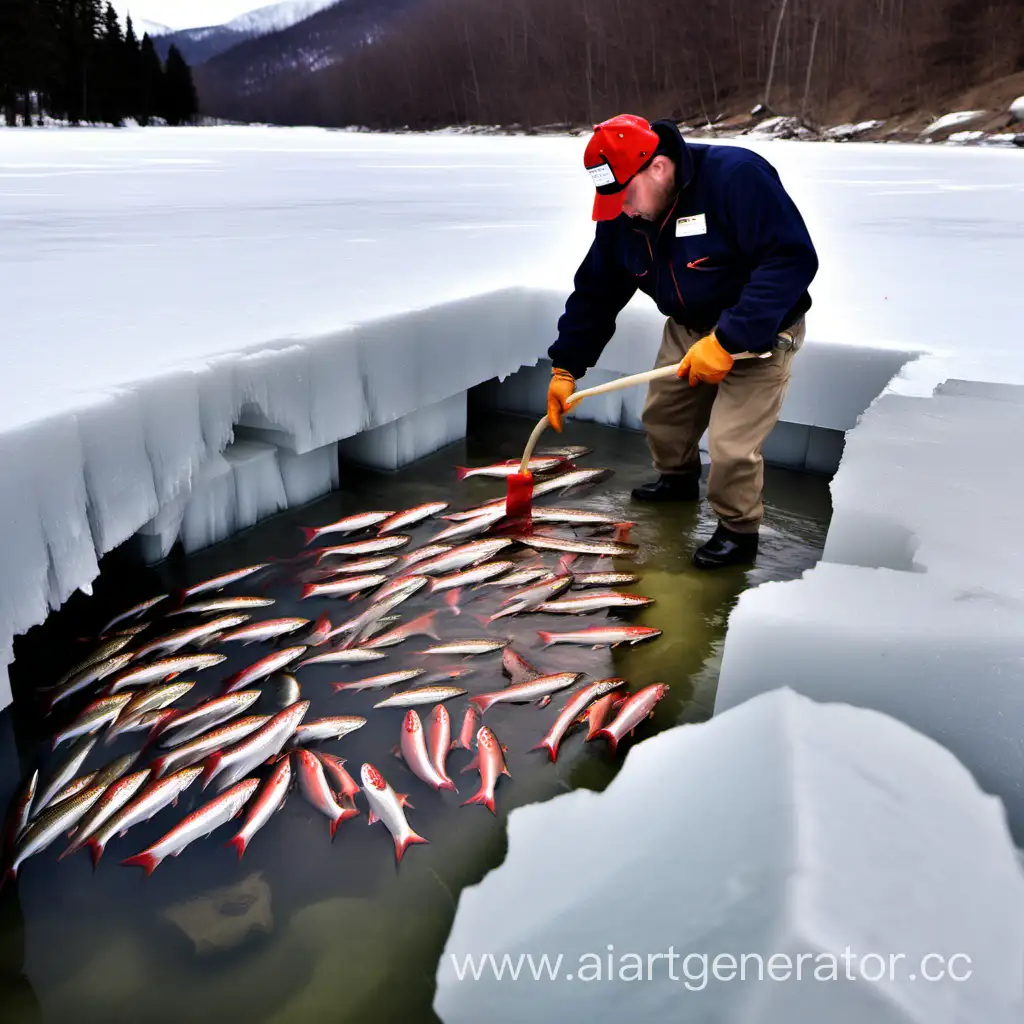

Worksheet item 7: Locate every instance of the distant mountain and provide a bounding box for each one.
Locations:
[194,0,424,119]
[134,17,173,38]
[152,0,344,65]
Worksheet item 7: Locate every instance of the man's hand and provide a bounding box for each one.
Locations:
[677,330,734,386]
[547,368,576,432]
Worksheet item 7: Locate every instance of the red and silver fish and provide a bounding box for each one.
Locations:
[412,539,513,576]
[150,716,270,778]
[294,750,359,838]
[108,653,226,693]
[571,572,641,589]
[202,701,310,791]
[45,772,97,809]
[216,618,311,644]
[455,458,566,480]
[303,611,333,646]
[33,736,98,815]
[319,753,360,805]
[535,592,655,614]
[222,647,307,694]
[591,683,669,754]
[301,511,395,546]
[477,567,555,590]
[534,444,591,459]
[537,625,662,648]
[300,575,387,600]
[332,669,425,694]
[506,534,638,558]
[47,652,135,710]
[168,596,275,617]
[121,778,260,875]
[371,574,430,605]
[99,595,168,635]
[528,507,619,526]
[531,679,627,762]
[454,705,479,751]
[399,711,456,791]
[377,502,449,535]
[460,727,511,815]
[360,763,428,864]
[3,770,38,856]
[295,648,387,668]
[52,694,132,749]
[360,611,440,650]
[428,561,515,594]
[373,686,467,709]
[59,769,152,860]
[399,544,453,568]
[470,672,583,715]
[311,556,400,577]
[181,564,270,599]
[501,647,542,684]
[293,716,367,744]
[499,574,573,609]
[421,638,509,657]
[429,507,507,543]
[53,635,136,690]
[427,705,456,790]
[155,690,261,746]
[86,766,204,867]
[226,757,292,860]
[581,692,627,740]
[315,537,411,563]
[106,682,195,743]
[131,615,250,658]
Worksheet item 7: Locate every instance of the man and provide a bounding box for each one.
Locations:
[546,114,818,569]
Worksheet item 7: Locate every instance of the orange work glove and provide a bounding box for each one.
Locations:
[547,368,576,432]
[677,330,734,386]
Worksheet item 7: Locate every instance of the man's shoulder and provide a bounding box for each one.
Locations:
[697,142,775,179]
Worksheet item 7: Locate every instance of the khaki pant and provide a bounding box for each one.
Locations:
[641,318,805,533]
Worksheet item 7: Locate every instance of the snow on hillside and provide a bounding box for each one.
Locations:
[221,0,342,36]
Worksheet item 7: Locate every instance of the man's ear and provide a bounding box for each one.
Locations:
[650,154,674,181]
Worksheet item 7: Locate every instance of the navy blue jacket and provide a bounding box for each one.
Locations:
[549,121,818,380]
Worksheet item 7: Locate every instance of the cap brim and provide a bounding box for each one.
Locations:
[592,190,626,221]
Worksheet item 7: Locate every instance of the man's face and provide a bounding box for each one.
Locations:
[620,156,676,222]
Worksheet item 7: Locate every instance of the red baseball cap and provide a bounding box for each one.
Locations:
[584,114,661,221]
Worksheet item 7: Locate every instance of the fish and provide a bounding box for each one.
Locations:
[88,752,139,793]
[527,468,611,497]
[476,567,555,590]
[440,506,503,523]
[181,564,271,599]
[591,683,670,754]
[360,763,428,864]
[500,575,573,608]
[47,652,135,710]
[294,750,359,838]
[121,778,260,875]
[335,578,429,644]
[506,534,638,558]
[110,708,177,739]
[527,507,619,526]
[8,782,108,878]
[108,653,227,693]
[216,618,311,644]
[51,694,133,749]
[501,647,542,685]
[311,556,400,576]
[53,635,137,689]
[226,757,291,859]
[412,538,513,576]
[332,669,425,694]
[427,705,456,791]
[301,511,395,545]
[131,615,251,659]
[303,612,333,647]
[420,639,510,656]
[201,701,310,791]
[315,537,411,563]
[373,686,468,709]
[371,574,430,605]
[429,507,507,543]
[268,673,301,708]
[319,753,360,805]
[361,615,402,640]
[4,770,38,853]
[59,769,152,860]
[156,691,261,746]
[570,572,642,589]
[535,592,656,614]
[538,625,662,648]
[531,679,627,762]
[293,716,367,744]
[300,575,388,600]
[470,672,584,715]
[460,727,511,815]
[456,458,567,480]
[295,648,387,668]
[534,444,591,459]
[454,705,479,751]
[428,561,515,594]
[359,611,440,650]
[46,772,98,810]
[168,596,276,617]
[150,716,270,778]
[377,502,449,535]
[398,710,456,791]
[399,543,453,568]
[106,682,195,742]
[222,647,307,694]
[86,766,204,867]
[99,595,168,636]
[581,692,627,740]
[33,736,99,816]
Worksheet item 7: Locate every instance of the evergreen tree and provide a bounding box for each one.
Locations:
[163,44,198,125]
[138,32,164,125]
[123,14,142,122]
[99,2,123,124]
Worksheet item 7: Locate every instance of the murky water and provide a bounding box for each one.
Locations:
[0,411,830,1023]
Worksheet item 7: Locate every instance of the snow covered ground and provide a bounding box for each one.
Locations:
[1,125,1022,704]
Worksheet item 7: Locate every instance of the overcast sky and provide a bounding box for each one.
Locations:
[114,2,269,31]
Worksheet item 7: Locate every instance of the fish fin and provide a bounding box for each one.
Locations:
[473,614,493,630]
[439,778,458,793]
[537,631,555,648]
[454,467,471,481]
[592,728,618,755]
[394,829,429,864]
[226,833,248,861]
[85,838,104,870]
[529,738,559,763]
[444,589,461,615]
[397,793,413,809]
[299,584,317,600]
[200,751,223,790]
[460,790,496,814]
[391,745,403,761]
[536,695,551,709]
[460,754,480,774]
[121,850,161,875]
[502,763,512,777]
[329,816,344,839]
[367,809,379,825]
[468,694,494,715]
[300,527,320,546]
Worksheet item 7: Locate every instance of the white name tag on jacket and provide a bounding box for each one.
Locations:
[676,213,707,237]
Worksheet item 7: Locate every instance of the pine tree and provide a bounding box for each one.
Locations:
[138,32,164,125]
[99,2,123,124]
[163,44,198,125]
[123,14,142,123]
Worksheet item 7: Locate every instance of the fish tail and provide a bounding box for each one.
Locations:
[226,833,248,861]
[592,728,619,755]
[170,589,187,611]
[121,850,161,875]
[86,838,104,870]
[438,777,458,793]
[460,789,496,814]
[200,751,224,790]
[454,467,470,481]
[473,613,493,629]
[299,584,317,600]
[444,589,461,615]
[529,738,559,763]
[467,694,494,715]
[148,755,168,778]
[394,829,429,864]
[536,630,555,648]
[300,526,320,546]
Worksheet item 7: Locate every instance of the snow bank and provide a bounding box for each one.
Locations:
[921,111,988,136]
[435,688,1024,1023]
[716,380,1024,842]
[1010,96,1024,122]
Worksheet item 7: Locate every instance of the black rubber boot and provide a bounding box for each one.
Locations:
[692,522,759,569]
[631,471,700,503]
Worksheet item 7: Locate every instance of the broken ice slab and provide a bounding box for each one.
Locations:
[435,688,1024,1024]
[179,452,237,555]
[338,392,465,471]
[221,439,287,531]
[277,443,339,507]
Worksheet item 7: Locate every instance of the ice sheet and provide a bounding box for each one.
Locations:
[435,688,1024,1023]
